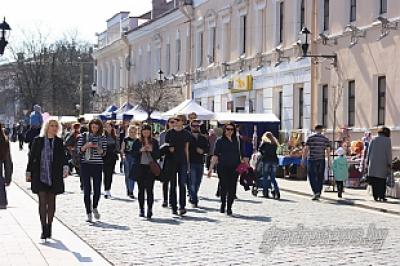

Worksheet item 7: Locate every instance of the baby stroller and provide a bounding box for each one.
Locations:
[250,153,272,197]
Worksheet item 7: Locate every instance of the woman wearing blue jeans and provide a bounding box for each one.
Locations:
[259,131,280,199]
[120,126,137,199]
[76,119,107,222]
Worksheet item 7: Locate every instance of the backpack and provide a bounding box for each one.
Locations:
[65,133,76,147]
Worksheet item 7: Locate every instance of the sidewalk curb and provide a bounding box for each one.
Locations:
[13,181,115,266]
[280,187,400,216]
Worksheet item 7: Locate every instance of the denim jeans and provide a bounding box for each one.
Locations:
[81,163,103,214]
[0,173,7,205]
[169,163,188,211]
[189,163,204,205]
[307,159,325,195]
[262,161,279,195]
[124,155,135,193]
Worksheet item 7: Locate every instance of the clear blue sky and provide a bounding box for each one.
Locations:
[2,0,152,56]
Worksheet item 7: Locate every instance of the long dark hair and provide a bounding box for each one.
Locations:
[139,123,152,144]
[222,121,237,138]
[88,119,103,136]
[104,121,117,139]
[0,123,10,161]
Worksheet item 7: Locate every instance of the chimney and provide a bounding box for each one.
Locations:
[151,0,167,19]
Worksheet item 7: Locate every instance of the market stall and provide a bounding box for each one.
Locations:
[97,105,117,120]
[213,112,280,158]
[161,99,215,120]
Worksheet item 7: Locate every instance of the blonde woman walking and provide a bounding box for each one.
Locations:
[26,119,68,239]
[258,131,280,199]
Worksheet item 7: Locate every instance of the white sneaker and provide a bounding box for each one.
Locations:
[86,213,92,222]
[93,208,100,220]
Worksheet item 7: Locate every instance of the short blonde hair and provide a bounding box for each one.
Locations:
[40,119,62,138]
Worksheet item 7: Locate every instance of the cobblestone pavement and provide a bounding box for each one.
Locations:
[10,143,400,266]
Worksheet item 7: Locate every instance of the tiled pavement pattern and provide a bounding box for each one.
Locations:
[8,142,400,266]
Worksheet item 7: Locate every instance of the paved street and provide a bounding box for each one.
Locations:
[7,142,400,266]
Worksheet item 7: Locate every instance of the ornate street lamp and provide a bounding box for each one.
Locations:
[299,27,337,68]
[157,69,164,86]
[0,17,11,55]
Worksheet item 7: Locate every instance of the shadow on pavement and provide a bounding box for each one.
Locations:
[230,214,271,222]
[197,206,220,212]
[179,215,220,223]
[271,198,298,203]
[146,217,181,225]
[41,238,93,263]
[235,198,262,204]
[111,197,134,203]
[89,221,130,231]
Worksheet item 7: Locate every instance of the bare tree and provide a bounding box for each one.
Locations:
[129,80,183,122]
[331,71,344,150]
[7,27,94,117]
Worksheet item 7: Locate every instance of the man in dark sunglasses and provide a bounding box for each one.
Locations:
[188,120,209,207]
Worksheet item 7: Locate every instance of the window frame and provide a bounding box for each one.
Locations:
[300,0,305,31]
[324,0,330,31]
[279,2,284,44]
[350,0,356,22]
[348,80,355,127]
[175,39,181,72]
[322,85,328,128]
[298,87,304,129]
[380,0,387,14]
[378,76,386,126]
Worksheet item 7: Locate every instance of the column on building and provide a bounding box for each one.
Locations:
[303,82,311,130]
[263,88,274,113]
[101,64,107,93]
[106,62,111,91]
[119,56,125,106]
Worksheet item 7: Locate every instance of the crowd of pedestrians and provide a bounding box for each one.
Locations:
[0,104,396,241]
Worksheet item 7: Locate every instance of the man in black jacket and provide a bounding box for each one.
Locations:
[188,119,209,207]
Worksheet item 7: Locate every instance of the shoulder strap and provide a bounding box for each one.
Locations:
[237,136,241,159]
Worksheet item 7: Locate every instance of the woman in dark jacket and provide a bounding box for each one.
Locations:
[103,121,120,199]
[259,131,280,199]
[207,121,248,215]
[130,123,160,218]
[366,126,392,201]
[0,124,13,209]
[26,119,68,240]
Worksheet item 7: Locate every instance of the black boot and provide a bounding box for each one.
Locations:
[271,190,276,198]
[47,224,52,238]
[41,225,48,240]
[275,191,281,200]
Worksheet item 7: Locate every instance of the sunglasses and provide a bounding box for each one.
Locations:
[191,125,200,128]
[226,128,234,131]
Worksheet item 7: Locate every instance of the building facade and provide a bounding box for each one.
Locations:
[313,0,400,154]
[92,0,315,133]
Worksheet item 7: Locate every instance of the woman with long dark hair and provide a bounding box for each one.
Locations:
[26,119,68,239]
[0,124,13,209]
[130,124,160,218]
[103,121,120,199]
[76,119,107,222]
[207,122,248,215]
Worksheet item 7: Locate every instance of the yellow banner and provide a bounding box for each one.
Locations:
[229,75,253,93]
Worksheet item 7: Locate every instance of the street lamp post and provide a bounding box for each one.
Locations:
[0,17,11,55]
[75,104,80,119]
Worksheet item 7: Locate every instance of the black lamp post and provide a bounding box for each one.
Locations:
[157,69,164,87]
[299,27,337,67]
[0,17,11,55]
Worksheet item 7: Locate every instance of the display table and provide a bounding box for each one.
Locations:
[277,156,307,179]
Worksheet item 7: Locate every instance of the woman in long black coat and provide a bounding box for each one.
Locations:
[26,119,68,240]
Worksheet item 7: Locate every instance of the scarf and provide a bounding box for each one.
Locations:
[40,137,54,186]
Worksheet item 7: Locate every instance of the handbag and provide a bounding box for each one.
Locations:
[147,152,161,177]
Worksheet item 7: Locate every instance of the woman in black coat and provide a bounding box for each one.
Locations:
[26,119,68,240]
[129,123,160,218]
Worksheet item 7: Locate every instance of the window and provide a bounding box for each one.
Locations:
[324,0,330,31]
[350,0,356,22]
[155,46,161,77]
[378,76,386,125]
[209,27,216,63]
[279,2,284,43]
[300,0,305,31]
[197,31,203,67]
[146,51,152,80]
[175,39,181,72]
[380,0,387,14]
[165,44,170,75]
[278,91,283,123]
[348,81,355,127]
[322,85,328,128]
[138,55,143,82]
[240,16,246,55]
[298,87,304,129]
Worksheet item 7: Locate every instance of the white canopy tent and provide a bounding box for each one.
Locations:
[161,100,215,120]
[120,105,163,121]
[213,112,280,124]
